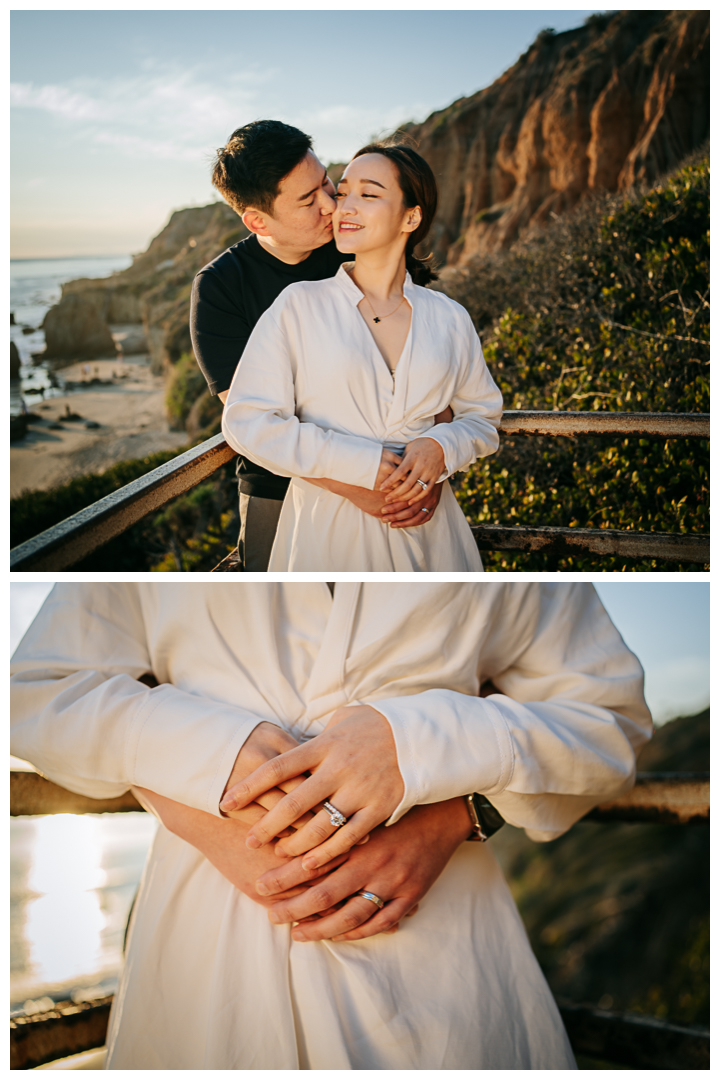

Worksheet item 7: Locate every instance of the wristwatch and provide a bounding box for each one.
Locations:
[465,793,505,842]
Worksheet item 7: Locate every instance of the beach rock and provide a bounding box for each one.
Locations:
[405,10,710,265]
[11,312,16,325]
[11,341,21,379]
[42,292,117,361]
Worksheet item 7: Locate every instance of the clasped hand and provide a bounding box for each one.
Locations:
[220,704,405,870]
[374,438,446,506]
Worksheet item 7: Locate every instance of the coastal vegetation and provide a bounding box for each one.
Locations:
[494,707,709,1040]
[446,151,709,570]
[10,153,709,571]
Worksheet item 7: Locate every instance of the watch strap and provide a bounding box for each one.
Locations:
[465,793,505,842]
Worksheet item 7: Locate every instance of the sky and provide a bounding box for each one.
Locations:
[10,583,710,730]
[11,9,603,259]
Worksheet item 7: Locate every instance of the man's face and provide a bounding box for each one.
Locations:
[255,151,337,252]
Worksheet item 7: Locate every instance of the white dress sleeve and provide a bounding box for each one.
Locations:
[10,584,266,817]
[222,302,384,489]
[423,308,502,477]
[370,584,653,841]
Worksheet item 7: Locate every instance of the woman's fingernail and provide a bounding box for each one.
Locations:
[302,857,318,870]
[246,835,260,849]
[219,797,236,811]
[293,930,307,942]
[255,882,270,896]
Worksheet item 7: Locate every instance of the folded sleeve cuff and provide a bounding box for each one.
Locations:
[129,685,267,817]
[367,690,515,825]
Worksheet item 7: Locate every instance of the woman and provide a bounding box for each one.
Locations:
[11,582,652,1069]
[221,142,502,571]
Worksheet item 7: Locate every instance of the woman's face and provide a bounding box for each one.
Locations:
[333,153,421,256]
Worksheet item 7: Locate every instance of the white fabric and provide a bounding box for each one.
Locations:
[221,265,502,571]
[11,583,652,1070]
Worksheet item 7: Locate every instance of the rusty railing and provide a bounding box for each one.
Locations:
[9,411,710,571]
[10,768,709,1069]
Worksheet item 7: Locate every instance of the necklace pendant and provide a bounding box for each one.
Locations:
[373,316,381,323]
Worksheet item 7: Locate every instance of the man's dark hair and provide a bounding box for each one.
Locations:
[212,120,313,217]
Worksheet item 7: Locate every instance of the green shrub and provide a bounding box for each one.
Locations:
[165,351,208,431]
[10,448,188,549]
[442,152,709,570]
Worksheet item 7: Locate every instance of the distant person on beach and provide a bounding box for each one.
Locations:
[11,581,653,1068]
[191,121,445,571]
[221,140,502,571]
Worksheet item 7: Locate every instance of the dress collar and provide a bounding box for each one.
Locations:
[335,262,415,307]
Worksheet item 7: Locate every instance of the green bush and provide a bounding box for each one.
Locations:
[165,351,208,431]
[442,151,709,570]
[11,448,188,549]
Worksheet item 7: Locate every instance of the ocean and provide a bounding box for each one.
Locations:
[10,255,132,409]
[10,811,157,1014]
[11,585,161,1015]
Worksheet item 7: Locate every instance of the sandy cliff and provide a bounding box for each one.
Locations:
[37,9,709,363]
[406,10,709,265]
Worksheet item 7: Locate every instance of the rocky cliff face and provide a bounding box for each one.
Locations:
[39,9,708,366]
[406,9,709,265]
[42,202,246,370]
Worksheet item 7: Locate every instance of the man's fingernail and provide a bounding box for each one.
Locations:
[302,857,318,870]
[219,797,236,811]
[246,835,261,849]
[268,910,281,923]
[255,882,269,896]
[293,930,307,942]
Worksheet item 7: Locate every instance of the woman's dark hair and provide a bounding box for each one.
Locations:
[212,120,313,216]
[351,140,438,285]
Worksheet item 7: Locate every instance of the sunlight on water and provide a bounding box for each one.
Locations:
[12,812,157,1003]
[26,816,107,987]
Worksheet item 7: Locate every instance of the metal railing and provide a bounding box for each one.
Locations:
[10,411,710,571]
[10,769,710,1069]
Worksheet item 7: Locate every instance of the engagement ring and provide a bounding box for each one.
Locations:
[322,801,347,828]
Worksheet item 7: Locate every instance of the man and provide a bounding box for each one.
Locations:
[191,120,443,570]
[11,582,651,1069]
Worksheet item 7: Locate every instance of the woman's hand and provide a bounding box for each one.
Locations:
[220,721,316,835]
[219,704,404,868]
[373,448,404,491]
[257,797,472,941]
[380,437,446,505]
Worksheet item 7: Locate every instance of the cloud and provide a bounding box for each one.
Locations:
[11,83,103,121]
[11,66,431,165]
[11,67,264,162]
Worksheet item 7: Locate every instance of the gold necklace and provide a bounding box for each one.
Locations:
[363,294,406,324]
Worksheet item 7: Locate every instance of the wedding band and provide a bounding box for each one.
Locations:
[421,508,430,514]
[416,479,428,490]
[322,801,347,828]
[357,890,385,910]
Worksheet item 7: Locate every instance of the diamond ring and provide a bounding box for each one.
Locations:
[322,801,347,828]
[416,479,428,491]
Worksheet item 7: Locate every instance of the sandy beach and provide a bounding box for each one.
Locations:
[11,355,189,498]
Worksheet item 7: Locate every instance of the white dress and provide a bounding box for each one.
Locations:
[221,265,503,571]
[11,582,652,1070]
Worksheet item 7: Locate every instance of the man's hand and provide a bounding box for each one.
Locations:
[305,476,442,527]
[381,477,442,527]
[220,704,404,867]
[258,797,472,941]
[134,787,350,909]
